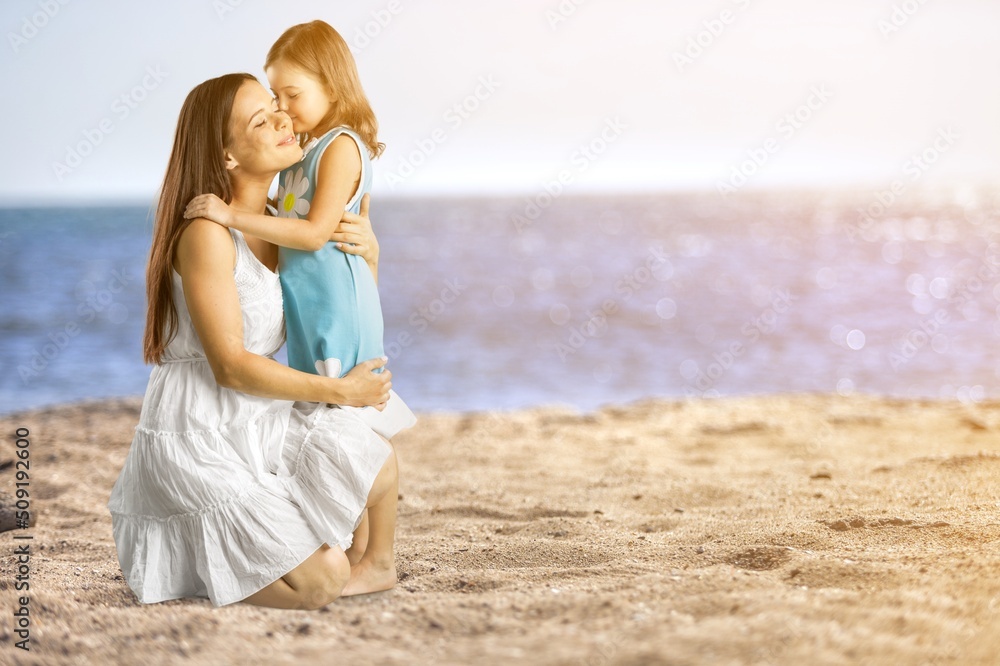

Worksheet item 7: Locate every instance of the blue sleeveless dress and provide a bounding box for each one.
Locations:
[276,126,384,379]
[275,126,416,440]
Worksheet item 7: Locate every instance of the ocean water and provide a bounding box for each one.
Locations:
[2,191,1000,416]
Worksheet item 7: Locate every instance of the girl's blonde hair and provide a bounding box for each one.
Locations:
[265,20,384,158]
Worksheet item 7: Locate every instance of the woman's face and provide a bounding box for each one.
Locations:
[225,80,302,177]
[266,59,334,135]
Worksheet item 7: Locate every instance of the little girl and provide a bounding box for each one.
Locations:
[185,20,415,441]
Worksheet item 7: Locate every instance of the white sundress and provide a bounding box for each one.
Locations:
[106,227,392,608]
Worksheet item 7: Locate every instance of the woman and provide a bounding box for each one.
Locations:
[106,72,400,610]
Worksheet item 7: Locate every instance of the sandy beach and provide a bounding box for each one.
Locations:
[2,393,999,665]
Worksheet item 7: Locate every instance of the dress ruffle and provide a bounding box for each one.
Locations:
[108,403,391,608]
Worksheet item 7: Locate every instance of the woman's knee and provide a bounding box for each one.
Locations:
[288,545,351,610]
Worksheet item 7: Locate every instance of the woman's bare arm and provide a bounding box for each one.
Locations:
[174,218,390,406]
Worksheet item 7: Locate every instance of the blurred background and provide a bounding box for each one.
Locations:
[1,0,999,414]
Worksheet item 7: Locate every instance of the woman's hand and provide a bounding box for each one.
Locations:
[184,194,236,227]
[331,193,379,265]
[336,356,391,410]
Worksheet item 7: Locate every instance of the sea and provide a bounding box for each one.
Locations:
[2,190,1000,416]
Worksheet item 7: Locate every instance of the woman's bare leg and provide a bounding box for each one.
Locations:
[241,544,351,610]
[341,444,398,597]
[242,575,302,610]
[345,509,369,566]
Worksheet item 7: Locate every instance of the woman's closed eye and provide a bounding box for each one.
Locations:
[254,101,280,128]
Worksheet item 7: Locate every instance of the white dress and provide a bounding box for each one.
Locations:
[106,228,392,607]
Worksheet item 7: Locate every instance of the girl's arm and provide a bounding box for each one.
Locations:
[175,218,391,406]
[183,134,363,252]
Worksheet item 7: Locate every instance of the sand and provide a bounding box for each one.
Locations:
[1,393,999,665]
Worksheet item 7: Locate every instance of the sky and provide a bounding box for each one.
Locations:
[2,0,999,203]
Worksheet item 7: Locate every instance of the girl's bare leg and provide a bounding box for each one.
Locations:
[345,509,369,566]
[341,443,398,597]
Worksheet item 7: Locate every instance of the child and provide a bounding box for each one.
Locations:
[185,20,415,441]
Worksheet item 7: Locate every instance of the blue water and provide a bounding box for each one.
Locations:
[2,191,1000,416]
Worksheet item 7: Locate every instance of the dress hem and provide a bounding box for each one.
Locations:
[126,531,326,608]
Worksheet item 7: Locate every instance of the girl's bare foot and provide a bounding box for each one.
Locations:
[340,556,396,597]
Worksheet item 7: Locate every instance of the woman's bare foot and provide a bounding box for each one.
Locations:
[340,556,396,597]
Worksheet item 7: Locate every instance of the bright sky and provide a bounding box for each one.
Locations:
[2,0,998,202]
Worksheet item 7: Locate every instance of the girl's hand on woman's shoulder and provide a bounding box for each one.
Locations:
[185,193,236,227]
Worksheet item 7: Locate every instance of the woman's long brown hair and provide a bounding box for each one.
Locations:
[142,72,257,365]
[265,20,385,158]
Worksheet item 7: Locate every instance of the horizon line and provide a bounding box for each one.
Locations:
[1,182,999,210]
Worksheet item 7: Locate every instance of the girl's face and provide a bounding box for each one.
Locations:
[266,59,335,136]
[225,80,302,176]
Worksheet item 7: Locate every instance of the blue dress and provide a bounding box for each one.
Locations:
[275,126,416,439]
[276,126,384,379]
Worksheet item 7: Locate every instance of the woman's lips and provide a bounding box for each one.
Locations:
[278,134,296,146]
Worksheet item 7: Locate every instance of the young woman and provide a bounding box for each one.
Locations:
[107,72,400,610]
